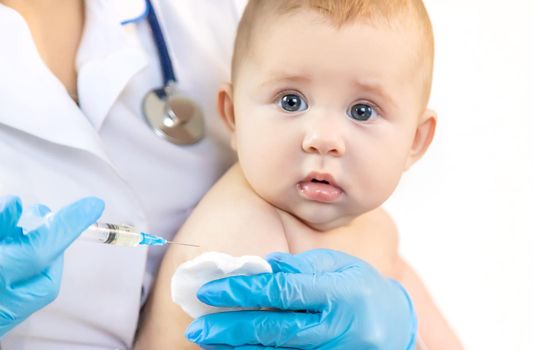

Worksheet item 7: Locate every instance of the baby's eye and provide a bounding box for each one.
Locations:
[278,93,308,112]
[348,103,378,121]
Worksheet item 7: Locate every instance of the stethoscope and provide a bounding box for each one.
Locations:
[142,0,204,145]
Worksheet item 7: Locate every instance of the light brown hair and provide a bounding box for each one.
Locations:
[232,0,435,104]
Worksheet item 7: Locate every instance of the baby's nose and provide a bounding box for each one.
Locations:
[301,119,345,157]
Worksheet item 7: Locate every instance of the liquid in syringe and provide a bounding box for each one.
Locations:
[80,223,199,248]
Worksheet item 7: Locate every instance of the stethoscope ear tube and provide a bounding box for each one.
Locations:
[145,0,176,85]
[142,0,205,145]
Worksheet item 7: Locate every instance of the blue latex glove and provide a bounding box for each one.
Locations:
[186,249,417,350]
[0,195,104,338]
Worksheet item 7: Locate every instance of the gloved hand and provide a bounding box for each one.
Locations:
[0,195,104,338]
[186,249,417,350]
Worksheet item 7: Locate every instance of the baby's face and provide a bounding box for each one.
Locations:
[229,10,432,231]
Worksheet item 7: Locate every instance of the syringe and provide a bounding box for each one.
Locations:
[80,223,199,248]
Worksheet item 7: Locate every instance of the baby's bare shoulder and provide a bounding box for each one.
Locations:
[175,164,289,260]
[359,206,399,248]
[339,207,400,276]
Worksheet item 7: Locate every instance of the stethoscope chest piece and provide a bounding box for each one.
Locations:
[143,85,205,145]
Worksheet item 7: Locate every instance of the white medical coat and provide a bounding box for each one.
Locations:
[0,0,244,348]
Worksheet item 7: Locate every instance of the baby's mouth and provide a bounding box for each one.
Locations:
[297,172,343,203]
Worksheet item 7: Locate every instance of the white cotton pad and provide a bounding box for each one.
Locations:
[171,252,272,318]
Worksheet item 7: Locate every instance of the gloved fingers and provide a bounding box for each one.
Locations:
[197,272,328,310]
[0,195,23,238]
[2,255,64,324]
[35,254,64,302]
[267,249,360,274]
[186,310,321,349]
[264,252,310,273]
[25,197,104,270]
[0,301,24,338]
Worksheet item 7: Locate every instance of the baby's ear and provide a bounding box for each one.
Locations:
[404,109,437,170]
[217,83,237,150]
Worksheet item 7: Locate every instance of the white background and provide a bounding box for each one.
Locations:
[384,1,533,349]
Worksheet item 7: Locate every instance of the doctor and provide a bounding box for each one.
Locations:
[0,0,417,349]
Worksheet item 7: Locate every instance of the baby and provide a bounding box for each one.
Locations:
[136,0,463,349]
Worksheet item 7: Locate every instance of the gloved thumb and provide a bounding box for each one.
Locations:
[266,249,360,274]
[25,197,104,271]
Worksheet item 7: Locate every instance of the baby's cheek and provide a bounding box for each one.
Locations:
[357,160,403,206]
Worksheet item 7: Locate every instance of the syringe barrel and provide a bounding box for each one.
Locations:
[80,223,141,247]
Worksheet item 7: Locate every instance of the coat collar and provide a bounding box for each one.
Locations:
[76,0,148,131]
[114,0,149,25]
[0,1,149,166]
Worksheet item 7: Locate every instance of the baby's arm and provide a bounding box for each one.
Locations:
[134,166,289,350]
[394,258,464,349]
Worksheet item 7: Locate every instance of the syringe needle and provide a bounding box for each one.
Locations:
[166,241,200,247]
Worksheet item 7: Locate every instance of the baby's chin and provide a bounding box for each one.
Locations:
[267,194,366,232]
[303,214,358,232]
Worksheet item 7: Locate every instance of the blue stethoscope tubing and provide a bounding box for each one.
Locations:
[142,0,205,145]
[145,0,176,84]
